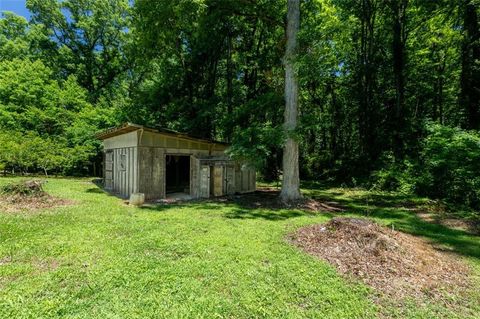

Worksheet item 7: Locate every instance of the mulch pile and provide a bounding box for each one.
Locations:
[0,180,71,213]
[289,217,471,304]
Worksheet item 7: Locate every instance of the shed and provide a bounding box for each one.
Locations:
[97,123,256,200]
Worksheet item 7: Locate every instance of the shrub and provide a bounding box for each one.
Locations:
[418,124,480,209]
[371,152,416,194]
[373,124,480,211]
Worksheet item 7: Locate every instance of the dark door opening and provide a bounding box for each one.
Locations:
[166,155,190,194]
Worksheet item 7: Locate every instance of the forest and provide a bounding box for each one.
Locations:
[0,0,479,210]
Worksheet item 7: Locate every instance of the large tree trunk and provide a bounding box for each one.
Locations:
[357,0,379,163]
[460,1,480,130]
[390,0,408,159]
[280,0,301,201]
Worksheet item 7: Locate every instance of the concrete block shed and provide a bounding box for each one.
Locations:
[97,123,256,200]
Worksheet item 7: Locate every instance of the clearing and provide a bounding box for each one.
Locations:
[0,178,479,318]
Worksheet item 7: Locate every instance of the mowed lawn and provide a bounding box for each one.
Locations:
[0,178,479,318]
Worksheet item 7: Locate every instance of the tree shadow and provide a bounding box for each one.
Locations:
[139,202,228,213]
[85,187,105,194]
[132,183,480,259]
[88,179,127,198]
[224,208,325,221]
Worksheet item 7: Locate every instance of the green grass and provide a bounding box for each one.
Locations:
[0,178,479,318]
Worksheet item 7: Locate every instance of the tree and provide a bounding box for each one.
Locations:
[27,0,132,103]
[388,0,409,159]
[280,0,301,201]
[460,0,480,130]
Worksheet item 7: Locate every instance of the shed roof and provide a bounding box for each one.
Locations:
[96,123,229,145]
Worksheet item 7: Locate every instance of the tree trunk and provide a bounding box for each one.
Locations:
[390,0,408,159]
[225,31,234,142]
[280,0,301,201]
[357,0,379,164]
[460,1,480,130]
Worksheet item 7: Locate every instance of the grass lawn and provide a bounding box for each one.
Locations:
[0,177,479,318]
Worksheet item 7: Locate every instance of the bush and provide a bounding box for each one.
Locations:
[371,154,416,194]
[418,124,480,209]
[373,124,480,211]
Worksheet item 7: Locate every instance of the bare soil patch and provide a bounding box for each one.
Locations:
[216,188,345,213]
[0,194,72,213]
[0,180,72,213]
[289,218,471,306]
[415,202,480,235]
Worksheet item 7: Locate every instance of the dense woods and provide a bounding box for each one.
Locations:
[0,0,479,209]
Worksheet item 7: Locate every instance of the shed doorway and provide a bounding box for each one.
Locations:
[165,155,190,196]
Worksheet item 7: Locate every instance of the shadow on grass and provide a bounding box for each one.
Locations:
[85,187,105,194]
[139,201,325,221]
[224,208,323,221]
[137,182,479,259]
[139,202,228,212]
[88,179,127,198]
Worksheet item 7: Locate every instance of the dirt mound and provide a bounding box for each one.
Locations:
[0,180,71,213]
[289,217,471,304]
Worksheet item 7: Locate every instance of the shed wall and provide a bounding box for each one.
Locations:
[103,131,138,149]
[111,147,138,198]
[235,165,256,193]
[139,131,227,154]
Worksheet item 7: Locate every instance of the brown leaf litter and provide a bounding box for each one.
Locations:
[289,217,472,306]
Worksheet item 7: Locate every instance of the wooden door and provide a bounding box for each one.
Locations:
[212,165,224,197]
[199,165,210,198]
[225,165,235,195]
[104,150,114,190]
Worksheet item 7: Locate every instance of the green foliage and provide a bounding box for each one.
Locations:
[0,59,90,134]
[419,124,480,209]
[27,0,132,102]
[0,1,479,211]
[372,153,416,194]
[0,127,107,176]
[373,124,480,211]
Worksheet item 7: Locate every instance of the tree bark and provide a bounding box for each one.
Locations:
[280,0,301,201]
[357,0,378,163]
[390,0,408,159]
[460,1,480,130]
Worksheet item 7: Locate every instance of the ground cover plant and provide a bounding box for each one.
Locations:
[0,177,479,318]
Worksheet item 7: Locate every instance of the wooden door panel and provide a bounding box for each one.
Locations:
[199,165,210,198]
[213,166,223,196]
[225,166,235,195]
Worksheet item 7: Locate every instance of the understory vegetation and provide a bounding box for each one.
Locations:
[0,178,479,318]
[373,124,480,216]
